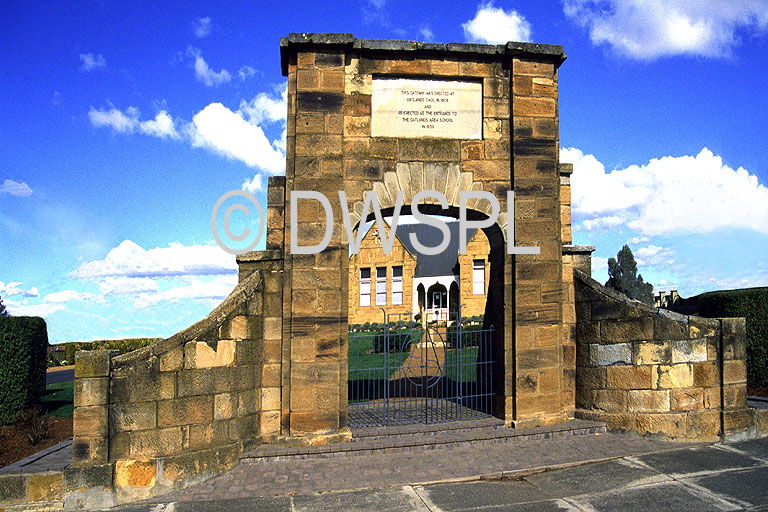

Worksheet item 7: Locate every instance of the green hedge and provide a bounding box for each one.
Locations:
[697,287,768,386]
[64,337,160,363]
[0,316,48,425]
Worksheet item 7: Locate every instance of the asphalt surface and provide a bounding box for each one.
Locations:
[99,436,768,512]
[46,367,74,384]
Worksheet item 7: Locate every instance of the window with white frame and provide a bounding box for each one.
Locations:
[473,259,485,295]
[392,266,403,305]
[376,267,387,305]
[360,268,371,306]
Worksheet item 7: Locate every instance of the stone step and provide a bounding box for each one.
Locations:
[240,419,606,463]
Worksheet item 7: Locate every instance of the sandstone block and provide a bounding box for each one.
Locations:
[75,350,111,378]
[159,346,183,372]
[670,388,705,411]
[686,410,720,440]
[723,360,746,384]
[592,389,627,413]
[724,407,755,435]
[27,473,63,503]
[74,405,108,436]
[177,367,229,397]
[671,340,707,363]
[589,343,631,366]
[74,377,109,407]
[0,475,26,504]
[114,460,156,488]
[635,413,686,439]
[576,367,606,389]
[157,396,213,427]
[693,361,718,387]
[606,365,653,389]
[657,364,693,389]
[601,317,653,343]
[189,421,230,449]
[214,393,235,420]
[110,401,156,432]
[130,427,183,458]
[71,436,108,465]
[628,390,670,413]
[724,384,747,408]
[261,387,280,411]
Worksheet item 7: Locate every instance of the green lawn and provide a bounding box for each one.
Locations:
[41,380,74,418]
[348,330,480,383]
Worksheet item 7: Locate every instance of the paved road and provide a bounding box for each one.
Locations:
[46,367,74,385]
[101,436,768,512]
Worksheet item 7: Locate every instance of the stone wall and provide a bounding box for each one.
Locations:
[68,266,272,506]
[275,33,570,432]
[574,269,756,441]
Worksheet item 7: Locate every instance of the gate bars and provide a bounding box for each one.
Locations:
[347,306,495,428]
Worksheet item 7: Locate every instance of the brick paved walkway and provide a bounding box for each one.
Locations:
[149,431,686,502]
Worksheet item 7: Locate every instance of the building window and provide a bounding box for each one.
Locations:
[360,268,371,307]
[473,259,485,295]
[376,267,387,305]
[392,266,403,305]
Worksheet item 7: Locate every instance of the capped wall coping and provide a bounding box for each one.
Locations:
[236,249,284,263]
[574,268,659,316]
[562,244,594,256]
[280,33,566,75]
[559,163,574,175]
[110,270,262,368]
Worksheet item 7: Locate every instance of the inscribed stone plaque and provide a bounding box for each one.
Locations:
[371,78,482,139]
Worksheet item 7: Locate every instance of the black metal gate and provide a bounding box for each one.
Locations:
[347,307,495,427]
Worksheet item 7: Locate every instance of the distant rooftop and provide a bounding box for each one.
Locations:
[281,33,565,75]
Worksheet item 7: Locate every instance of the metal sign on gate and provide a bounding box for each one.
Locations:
[348,306,494,428]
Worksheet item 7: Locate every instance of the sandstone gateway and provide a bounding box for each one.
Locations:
[3,34,765,509]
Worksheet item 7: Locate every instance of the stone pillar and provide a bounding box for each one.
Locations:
[510,49,568,427]
[72,350,112,465]
[283,37,351,439]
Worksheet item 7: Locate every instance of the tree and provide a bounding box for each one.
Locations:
[605,245,654,305]
[0,294,7,316]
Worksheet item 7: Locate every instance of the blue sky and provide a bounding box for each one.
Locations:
[1,0,767,343]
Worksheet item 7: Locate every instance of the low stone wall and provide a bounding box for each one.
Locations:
[574,270,757,441]
[66,267,270,507]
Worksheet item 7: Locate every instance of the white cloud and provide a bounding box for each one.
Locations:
[188,102,285,174]
[79,53,106,71]
[134,275,237,309]
[71,240,236,280]
[98,277,159,296]
[193,16,212,38]
[242,174,264,194]
[561,147,768,236]
[89,106,180,139]
[238,65,258,81]
[88,85,286,175]
[420,27,435,41]
[4,299,64,318]
[138,111,179,139]
[189,48,231,87]
[634,244,675,266]
[627,236,650,245]
[0,281,39,298]
[581,216,623,231]
[563,0,768,60]
[1,179,32,197]
[591,255,609,275]
[463,2,532,44]
[239,84,287,124]
[44,290,100,303]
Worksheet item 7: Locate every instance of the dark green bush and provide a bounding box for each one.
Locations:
[0,316,48,425]
[697,287,768,386]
